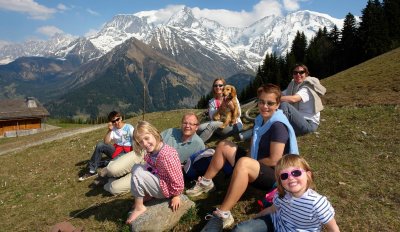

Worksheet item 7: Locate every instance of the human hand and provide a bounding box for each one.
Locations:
[170,196,181,212]
[107,122,114,131]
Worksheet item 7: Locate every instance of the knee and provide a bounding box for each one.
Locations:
[279,101,289,111]
[105,180,130,195]
[235,157,256,172]
[106,164,118,176]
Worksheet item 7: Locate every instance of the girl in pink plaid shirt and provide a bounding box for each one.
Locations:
[126,121,184,224]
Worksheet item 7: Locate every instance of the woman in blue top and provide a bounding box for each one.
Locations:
[186,83,298,229]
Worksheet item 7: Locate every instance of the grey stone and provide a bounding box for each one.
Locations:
[130,194,195,232]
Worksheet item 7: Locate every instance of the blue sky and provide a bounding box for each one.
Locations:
[0,0,368,43]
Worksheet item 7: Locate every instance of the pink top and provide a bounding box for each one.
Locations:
[144,143,184,198]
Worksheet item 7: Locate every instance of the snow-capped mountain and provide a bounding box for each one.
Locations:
[0,7,343,70]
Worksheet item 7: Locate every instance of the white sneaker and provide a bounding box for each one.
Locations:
[78,172,98,181]
[204,208,234,229]
[186,177,215,197]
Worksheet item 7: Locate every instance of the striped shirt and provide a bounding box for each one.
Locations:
[144,144,184,198]
[272,189,335,231]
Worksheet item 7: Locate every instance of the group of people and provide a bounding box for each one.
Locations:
[78,64,339,231]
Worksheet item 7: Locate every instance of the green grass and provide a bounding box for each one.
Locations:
[1,48,400,231]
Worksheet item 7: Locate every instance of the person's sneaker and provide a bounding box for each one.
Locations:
[186,177,215,197]
[78,172,98,181]
[203,208,234,229]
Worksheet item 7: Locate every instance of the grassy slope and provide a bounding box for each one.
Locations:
[0,48,399,231]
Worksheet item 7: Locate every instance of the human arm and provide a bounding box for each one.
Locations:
[325,218,340,232]
[157,146,184,198]
[257,122,288,167]
[281,94,302,103]
[258,141,285,167]
[254,204,276,218]
[104,122,114,144]
[208,99,217,119]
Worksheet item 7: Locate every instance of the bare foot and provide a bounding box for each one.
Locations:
[126,206,147,224]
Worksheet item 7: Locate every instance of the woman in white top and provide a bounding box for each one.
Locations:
[280,64,326,136]
[197,78,243,142]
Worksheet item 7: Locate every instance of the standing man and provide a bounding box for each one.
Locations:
[280,64,326,136]
[78,111,134,181]
[100,112,205,195]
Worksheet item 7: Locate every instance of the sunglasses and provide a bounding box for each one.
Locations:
[293,70,306,75]
[280,169,305,180]
[213,84,224,88]
[111,117,120,123]
[257,99,277,107]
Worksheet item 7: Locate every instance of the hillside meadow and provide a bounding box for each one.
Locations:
[0,48,399,231]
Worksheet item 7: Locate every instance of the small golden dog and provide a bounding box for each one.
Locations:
[213,84,239,128]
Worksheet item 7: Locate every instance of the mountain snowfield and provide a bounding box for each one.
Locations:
[0,7,343,70]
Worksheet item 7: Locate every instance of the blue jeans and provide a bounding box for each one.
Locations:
[279,102,318,136]
[88,142,115,173]
[197,121,241,142]
[231,215,273,232]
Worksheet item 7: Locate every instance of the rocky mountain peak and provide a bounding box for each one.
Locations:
[166,6,198,28]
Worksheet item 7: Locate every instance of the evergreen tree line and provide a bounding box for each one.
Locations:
[196,0,400,107]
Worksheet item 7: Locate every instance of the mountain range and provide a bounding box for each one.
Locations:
[0,7,343,119]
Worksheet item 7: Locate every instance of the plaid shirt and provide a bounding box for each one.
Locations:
[144,143,184,198]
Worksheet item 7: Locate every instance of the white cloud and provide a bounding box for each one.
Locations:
[57,3,69,11]
[0,40,11,48]
[87,8,100,16]
[0,0,56,20]
[187,0,303,28]
[283,0,301,11]
[134,5,186,24]
[36,26,64,37]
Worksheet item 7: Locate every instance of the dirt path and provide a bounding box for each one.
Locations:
[0,124,106,156]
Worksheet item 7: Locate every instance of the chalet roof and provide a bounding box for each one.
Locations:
[0,97,50,120]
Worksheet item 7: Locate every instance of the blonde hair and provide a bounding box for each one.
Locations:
[274,154,315,198]
[133,121,162,154]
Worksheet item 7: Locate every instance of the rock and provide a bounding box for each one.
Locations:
[130,194,195,232]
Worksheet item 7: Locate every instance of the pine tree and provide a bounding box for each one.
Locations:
[383,0,400,47]
[306,27,335,78]
[328,25,341,74]
[359,0,391,60]
[290,31,307,63]
[340,13,361,70]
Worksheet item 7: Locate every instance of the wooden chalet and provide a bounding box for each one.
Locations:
[0,97,50,137]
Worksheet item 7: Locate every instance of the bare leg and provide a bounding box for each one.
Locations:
[219,157,260,211]
[126,197,147,224]
[203,140,238,180]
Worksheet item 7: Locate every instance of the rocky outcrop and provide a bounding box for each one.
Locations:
[130,194,195,232]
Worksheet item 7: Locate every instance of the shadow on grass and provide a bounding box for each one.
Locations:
[69,198,132,224]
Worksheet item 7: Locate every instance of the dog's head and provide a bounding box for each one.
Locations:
[222,85,237,100]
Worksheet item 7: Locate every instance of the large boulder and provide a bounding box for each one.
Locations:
[130,194,195,231]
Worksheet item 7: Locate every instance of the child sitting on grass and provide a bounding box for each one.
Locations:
[126,121,184,224]
[232,154,340,232]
